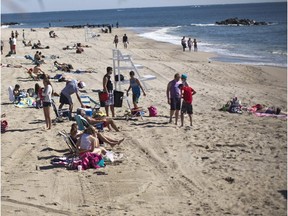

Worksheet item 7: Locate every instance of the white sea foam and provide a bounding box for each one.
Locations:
[190,23,217,27]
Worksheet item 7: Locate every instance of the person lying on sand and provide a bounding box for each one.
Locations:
[79,109,120,132]
[54,61,73,72]
[1,63,23,68]
[76,43,92,48]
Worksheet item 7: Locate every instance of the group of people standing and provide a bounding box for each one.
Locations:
[167,73,196,127]
[181,36,199,52]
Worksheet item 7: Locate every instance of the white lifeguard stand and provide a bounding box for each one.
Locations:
[112,49,156,91]
[84,26,98,42]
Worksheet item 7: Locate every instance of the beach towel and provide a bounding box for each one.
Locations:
[15,97,36,108]
[254,112,287,119]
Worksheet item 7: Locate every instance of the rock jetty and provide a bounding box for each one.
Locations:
[216,18,269,26]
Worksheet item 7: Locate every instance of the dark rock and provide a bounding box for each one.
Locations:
[216,18,268,26]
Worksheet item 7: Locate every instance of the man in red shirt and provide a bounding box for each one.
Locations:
[178,84,196,127]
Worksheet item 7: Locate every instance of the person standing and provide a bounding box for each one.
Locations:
[1,40,3,55]
[59,79,86,117]
[22,29,25,40]
[42,78,53,129]
[103,66,115,117]
[181,36,186,52]
[9,38,13,54]
[181,74,189,87]
[15,30,19,38]
[193,38,199,52]
[178,84,196,127]
[166,73,181,124]
[113,35,119,48]
[123,34,128,49]
[11,36,16,54]
[187,38,192,52]
[126,71,146,109]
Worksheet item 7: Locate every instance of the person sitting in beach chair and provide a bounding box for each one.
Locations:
[70,122,124,148]
[79,109,120,132]
[76,125,108,155]
[22,40,32,46]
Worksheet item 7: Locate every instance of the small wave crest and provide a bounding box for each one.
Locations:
[190,23,217,27]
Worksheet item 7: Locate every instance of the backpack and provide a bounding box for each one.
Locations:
[148,106,158,117]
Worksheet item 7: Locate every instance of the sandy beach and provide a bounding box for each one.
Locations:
[1,27,287,216]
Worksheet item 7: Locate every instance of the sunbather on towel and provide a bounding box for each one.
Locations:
[79,110,120,132]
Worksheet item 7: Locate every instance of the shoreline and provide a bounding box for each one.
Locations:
[1,27,287,216]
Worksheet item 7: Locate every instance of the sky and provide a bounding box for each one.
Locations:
[1,0,285,14]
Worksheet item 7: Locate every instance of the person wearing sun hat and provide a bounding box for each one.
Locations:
[59,79,86,117]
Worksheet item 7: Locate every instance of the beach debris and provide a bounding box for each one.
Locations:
[224,176,235,184]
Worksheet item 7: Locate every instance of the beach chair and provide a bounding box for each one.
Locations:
[8,86,15,103]
[58,130,79,155]
[123,95,145,120]
[80,95,101,111]
[74,114,104,132]
[51,99,70,122]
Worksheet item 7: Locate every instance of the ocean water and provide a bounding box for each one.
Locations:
[2,2,287,67]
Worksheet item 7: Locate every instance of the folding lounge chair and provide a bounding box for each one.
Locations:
[123,95,145,120]
[58,130,79,155]
[74,114,104,132]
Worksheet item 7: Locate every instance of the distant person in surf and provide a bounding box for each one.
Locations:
[181,36,187,52]
[193,38,200,52]
[187,38,192,52]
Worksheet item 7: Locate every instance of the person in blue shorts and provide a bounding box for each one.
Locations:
[126,71,146,109]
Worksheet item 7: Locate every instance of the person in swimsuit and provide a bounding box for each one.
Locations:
[126,71,146,109]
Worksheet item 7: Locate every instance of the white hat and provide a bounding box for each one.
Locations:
[78,81,86,88]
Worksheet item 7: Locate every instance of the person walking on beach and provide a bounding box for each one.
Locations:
[22,29,25,40]
[181,36,187,52]
[11,36,16,54]
[166,73,181,124]
[15,30,19,39]
[42,78,53,129]
[59,79,86,118]
[103,66,115,117]
[113,35,119,48]
[178,83,196,127]
[123,34,128,49]
[11,31,14,38]
[187,38,192,52]
[126,70,146,109]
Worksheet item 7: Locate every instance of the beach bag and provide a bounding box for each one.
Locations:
[148,106,158,117]
[1,120,8,133]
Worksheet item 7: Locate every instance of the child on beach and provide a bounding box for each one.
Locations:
[178,83,196,127]
[126,71,146,109]
[42,78,53,129]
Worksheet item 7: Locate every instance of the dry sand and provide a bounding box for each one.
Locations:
[1,27,287,216]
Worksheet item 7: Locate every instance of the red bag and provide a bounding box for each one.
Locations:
[99,92,109,102]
